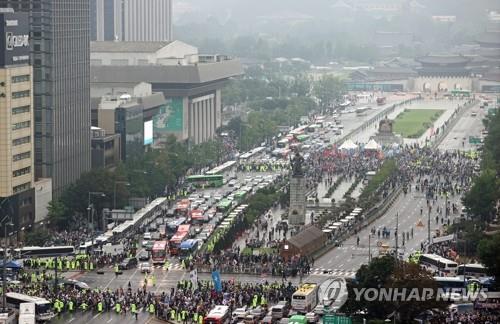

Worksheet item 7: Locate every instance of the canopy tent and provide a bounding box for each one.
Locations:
[0,260,22,269]
[322,229,333,234]
[332,222,343,227]
[339,139,358,150]
[328,225,339,230]
[340,219,350,223]
[365,139,381,150]
[346,216,355,220]
[353,208,362,213]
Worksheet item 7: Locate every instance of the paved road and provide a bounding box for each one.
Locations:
[307,101,480,283]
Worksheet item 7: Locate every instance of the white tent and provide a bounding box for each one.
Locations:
[365,139,381,150]
[339,139,358,150]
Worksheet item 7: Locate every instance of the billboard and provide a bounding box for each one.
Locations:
[0,12,30,67]
[144,120,153,145]
[154,97,184,136]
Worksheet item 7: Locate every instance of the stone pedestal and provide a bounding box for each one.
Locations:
[289,176,306,226]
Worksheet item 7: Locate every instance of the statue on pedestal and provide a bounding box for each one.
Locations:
[291,151,305,177]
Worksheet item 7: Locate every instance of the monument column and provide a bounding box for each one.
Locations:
[289,151,307,226]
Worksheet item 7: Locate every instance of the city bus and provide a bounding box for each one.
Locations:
[166,217,186,239]
[179,239,199,258]
[169,232,189,256]
[186,174,224,188]
[457,264,488,278]
[291,283,318,313]
[217,199,233,213]
[175,199,191,217]
[16,246,75,258]
[204,305,231,324]
[419,254,458,275]
[234,191,248,202]
[191,209,206,224]
[277,138,289,148]
[151,240,168,264]
[296,134,310,142]
[6,292,55,321]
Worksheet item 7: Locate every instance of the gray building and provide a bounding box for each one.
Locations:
[91,0,173,42]
[0,0,92,196]
[90,41,243,145]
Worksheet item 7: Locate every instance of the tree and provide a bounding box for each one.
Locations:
[462,169,498,222]
[47,200,70,230]
[477,234,500,288]
[25,228,51,246]
[313,76,345,112]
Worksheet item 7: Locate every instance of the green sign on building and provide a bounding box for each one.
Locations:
[154,97,184,135]
[469,136,481,144]
[323,315,352,324]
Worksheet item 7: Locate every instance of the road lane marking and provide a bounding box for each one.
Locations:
[92,313,101,320]
[68,318,75,323]
[107,318,113,323]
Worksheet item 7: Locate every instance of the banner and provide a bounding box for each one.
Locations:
[190,269,198,290]
[211,270,222,292]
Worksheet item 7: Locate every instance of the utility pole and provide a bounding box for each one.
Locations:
[395,212,399,259]
[427,208,431,247]
[368,234,372,262]
[1,216,12,312]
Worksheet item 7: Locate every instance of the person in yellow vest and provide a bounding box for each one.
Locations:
[131,303,138,320]
[151,274,156,287]
[80,301,88,311]
[252,295,258,307]
[170,309,176,321]
[68,300,74,312]
[114,264,120,277]
[148,303,155,315]
[97,301,103,313]
[193,312,198,323]
[89,262,94,271]
[115,302,122,314]
[198,313,203,324]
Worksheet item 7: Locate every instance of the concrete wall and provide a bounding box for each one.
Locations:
[414,76,473,93]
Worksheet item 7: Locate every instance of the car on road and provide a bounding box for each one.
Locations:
[139,262,152,273]
[142,240,154,251]
[270,301,290,319]
[119,258,138,270]
[55,279,90,290]
[137,250,150,261]
[249,306,266,320]
[471,111,477,117]
[232,306,248,321]
[143,232,152,240]
[305,312,319,323]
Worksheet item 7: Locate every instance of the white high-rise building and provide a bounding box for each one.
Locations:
[92,0,173,42]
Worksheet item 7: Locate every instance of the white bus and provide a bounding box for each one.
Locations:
[457,264,488,278]
[292,283,318,313]
[6,292,55,321]
[419,253,458,275]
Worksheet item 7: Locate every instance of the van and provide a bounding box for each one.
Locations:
[143,232,152,240]
[271,301,290,320]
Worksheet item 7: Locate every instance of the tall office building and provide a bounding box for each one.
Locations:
[91,0,173,42]
[0,0,92,196]
[0,9,35,233]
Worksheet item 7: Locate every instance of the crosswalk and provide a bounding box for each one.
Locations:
[308,268,357,278]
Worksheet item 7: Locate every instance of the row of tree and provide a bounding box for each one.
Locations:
[461,110,500,284]
[47,136,226,230]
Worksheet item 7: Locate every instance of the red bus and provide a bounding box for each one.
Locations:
[204,305,231,324]
[169,232,188,255]
[191,209,206,224]
[175,199,191,217]
[151,240,168,264]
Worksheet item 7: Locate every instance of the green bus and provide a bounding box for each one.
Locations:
[217,199,233,212]
[186,174,224,188]
[451,89,471,97]
[234,191,247,202]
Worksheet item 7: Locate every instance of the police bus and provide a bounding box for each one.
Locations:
[457,264,488,278]
[6,292,55,321]
[291,283,318,313]
[419,253,458,275]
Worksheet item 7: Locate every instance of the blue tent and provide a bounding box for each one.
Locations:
[0,260,22,269]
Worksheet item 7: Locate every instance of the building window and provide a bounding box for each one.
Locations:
[13,151,31,162]
[12,90,30,99]
[13,182,31,193]
[13,166,31,177]
[12,121,30,130]
[12,105,30,115]
[13,136,31,146]
[11,75,30,83]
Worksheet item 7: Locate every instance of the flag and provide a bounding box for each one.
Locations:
[190,269,198,290]
[211,270,222,292]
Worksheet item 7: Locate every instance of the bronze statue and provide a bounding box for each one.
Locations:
[291,150,305,176]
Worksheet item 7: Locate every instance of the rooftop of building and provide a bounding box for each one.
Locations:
[415,55,471,65]
[90,41,174,53]
[476,32,500,45]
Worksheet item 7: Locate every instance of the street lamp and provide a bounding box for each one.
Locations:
[88,192,106,251]
[113,181,130,210]
[1,216,13,312]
